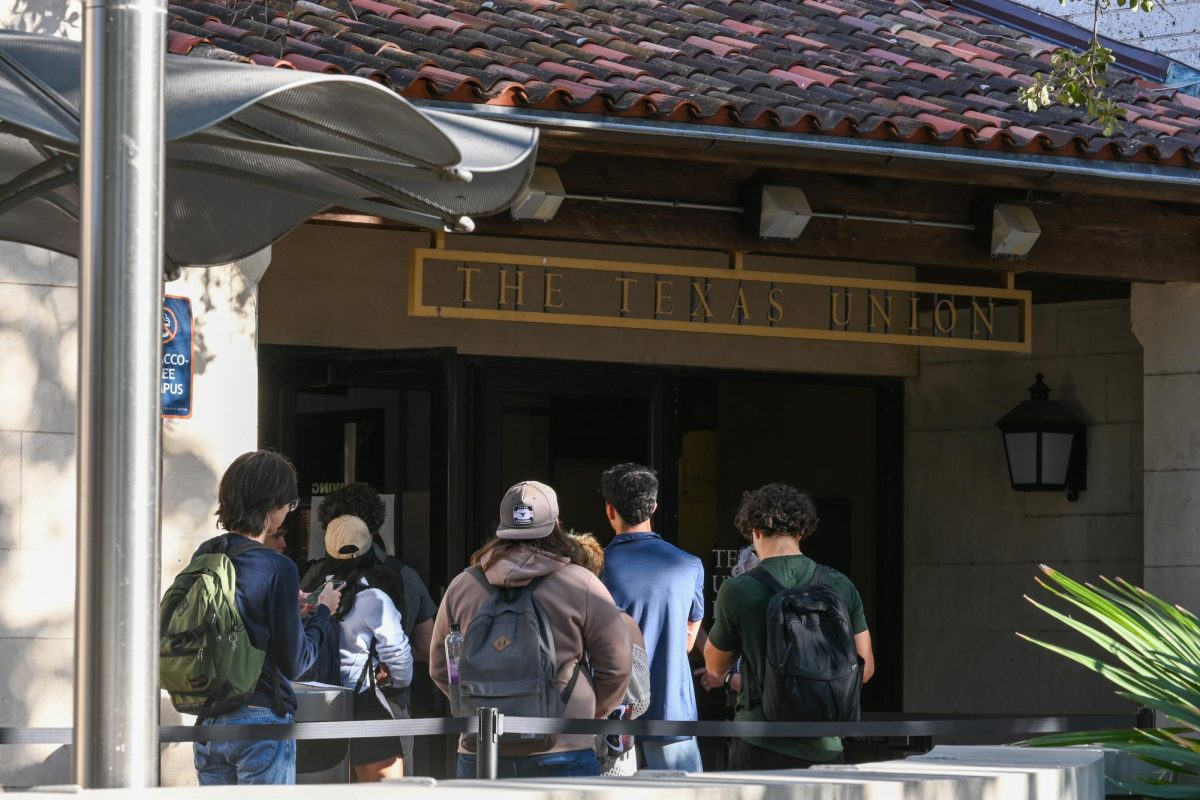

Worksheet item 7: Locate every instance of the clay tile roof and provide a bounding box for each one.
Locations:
[167,0,1200,167]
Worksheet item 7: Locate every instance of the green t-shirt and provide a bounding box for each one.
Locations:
[708,554,868,762]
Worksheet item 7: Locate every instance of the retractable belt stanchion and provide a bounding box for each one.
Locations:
[1136,706,1155,729]
[477,707,501,780]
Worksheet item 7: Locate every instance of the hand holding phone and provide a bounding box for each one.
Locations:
[307,579,346,607]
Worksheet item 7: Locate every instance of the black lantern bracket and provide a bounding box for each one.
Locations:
[996,373,1088,502]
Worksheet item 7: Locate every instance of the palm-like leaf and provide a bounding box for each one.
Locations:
[1021,565,1200,798]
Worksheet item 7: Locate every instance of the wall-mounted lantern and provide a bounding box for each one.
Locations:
[996,373,1087,501]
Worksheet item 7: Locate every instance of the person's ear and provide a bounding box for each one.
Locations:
[651,501,658,516]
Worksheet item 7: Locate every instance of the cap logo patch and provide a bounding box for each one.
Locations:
[493,636,512,652]
[512,504,535,526]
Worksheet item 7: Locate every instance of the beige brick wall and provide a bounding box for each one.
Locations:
[905,299,1143,717]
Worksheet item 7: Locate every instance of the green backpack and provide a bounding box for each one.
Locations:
[160,537,272,719]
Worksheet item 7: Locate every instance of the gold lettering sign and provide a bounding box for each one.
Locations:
[409,249,1032,352]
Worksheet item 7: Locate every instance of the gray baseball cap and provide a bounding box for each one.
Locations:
[496,481,559,540]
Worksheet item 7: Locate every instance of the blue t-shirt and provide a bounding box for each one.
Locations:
[600,532,704,738]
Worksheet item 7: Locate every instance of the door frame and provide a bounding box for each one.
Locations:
[258,345,461,593]
[464,357,675,558]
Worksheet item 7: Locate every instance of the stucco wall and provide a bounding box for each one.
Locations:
[0,0,78,39]
[0,246,263,787]
[0,242,78,784]
[904,299,1143,716]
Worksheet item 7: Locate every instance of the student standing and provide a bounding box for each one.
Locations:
[304,514,414,781]
[430,480,631,778]
[190,450,341,785]
[306,482,439,771]
[599,463,705,772]
[705,484,875,771]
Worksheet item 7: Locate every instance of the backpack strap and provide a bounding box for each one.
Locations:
[747,563,828,593]
[384,557,410,638]
[468,566,497,594]
[747,566,786,594]
[561,660,584,704]
[224,534,284,716]
[353,640,379,695]
[224,535,264,559]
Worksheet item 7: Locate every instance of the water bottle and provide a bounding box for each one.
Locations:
[445,623,463,685]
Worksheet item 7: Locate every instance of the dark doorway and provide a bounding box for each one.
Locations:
[468,362,670,554]
[259,346,458,779]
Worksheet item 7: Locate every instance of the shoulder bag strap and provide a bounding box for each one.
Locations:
[468,565,498,595]
[353,640,378,694]
[747,566,787,594]
[224,535,262,559]
[561,659,584,704]
[809,564,830,587]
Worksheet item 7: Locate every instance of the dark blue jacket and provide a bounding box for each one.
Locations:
[193,533,331,714]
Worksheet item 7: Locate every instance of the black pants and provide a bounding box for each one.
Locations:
[727,739,845,771]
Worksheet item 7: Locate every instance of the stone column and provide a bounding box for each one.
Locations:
[1131,282,1200,613]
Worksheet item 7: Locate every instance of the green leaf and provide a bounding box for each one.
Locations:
[1024,568,1200,791]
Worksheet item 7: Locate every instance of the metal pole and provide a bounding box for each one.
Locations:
[476,707,500,780]
[74,0,166,786]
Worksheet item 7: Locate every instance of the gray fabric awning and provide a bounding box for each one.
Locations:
[0,30,538,267]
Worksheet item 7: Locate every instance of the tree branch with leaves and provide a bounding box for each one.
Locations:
[1018,0,1156,135]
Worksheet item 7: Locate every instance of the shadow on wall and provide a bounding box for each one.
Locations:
[0,610,74,788]
[183,259,258,382]
[0,0,80,38]
[0,251,256,787]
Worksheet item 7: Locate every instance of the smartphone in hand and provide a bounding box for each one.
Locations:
[306,579,346,606]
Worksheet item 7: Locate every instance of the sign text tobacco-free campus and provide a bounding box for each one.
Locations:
[161,295,193,419]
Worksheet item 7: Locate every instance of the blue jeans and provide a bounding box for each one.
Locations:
[194,707,296,785]
[456,748,600,778]
[640,738,703,772]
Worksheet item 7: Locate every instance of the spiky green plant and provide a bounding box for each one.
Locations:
[1019,564,1200,797]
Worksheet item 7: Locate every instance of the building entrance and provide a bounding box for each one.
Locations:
[260,347,902,721]
[468,362,669,554]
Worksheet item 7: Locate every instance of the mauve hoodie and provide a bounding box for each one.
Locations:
[430,547,633,754]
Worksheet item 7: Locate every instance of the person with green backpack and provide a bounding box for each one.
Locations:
[160,450,342,785]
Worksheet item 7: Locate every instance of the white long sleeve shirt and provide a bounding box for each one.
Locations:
[337,581,413,692]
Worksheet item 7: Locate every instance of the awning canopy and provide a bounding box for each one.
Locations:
[0,30,538,267]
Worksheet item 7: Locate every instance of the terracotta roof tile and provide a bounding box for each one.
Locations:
[167,0,1200,167]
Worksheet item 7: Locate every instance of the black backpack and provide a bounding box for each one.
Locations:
[747,564,862,723]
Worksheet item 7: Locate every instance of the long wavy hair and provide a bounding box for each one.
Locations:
[302,548,406,622]
[470,523,580,572]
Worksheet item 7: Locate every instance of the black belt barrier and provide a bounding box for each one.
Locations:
[0,711,1140,746]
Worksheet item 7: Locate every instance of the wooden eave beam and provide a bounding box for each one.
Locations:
[537,131,1200,206]
[309,144,1200,284]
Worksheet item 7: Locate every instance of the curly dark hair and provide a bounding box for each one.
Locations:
[600,463,658,526]
[733,483,819,542]
[318,482,387,535]
[216,450,298,535]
